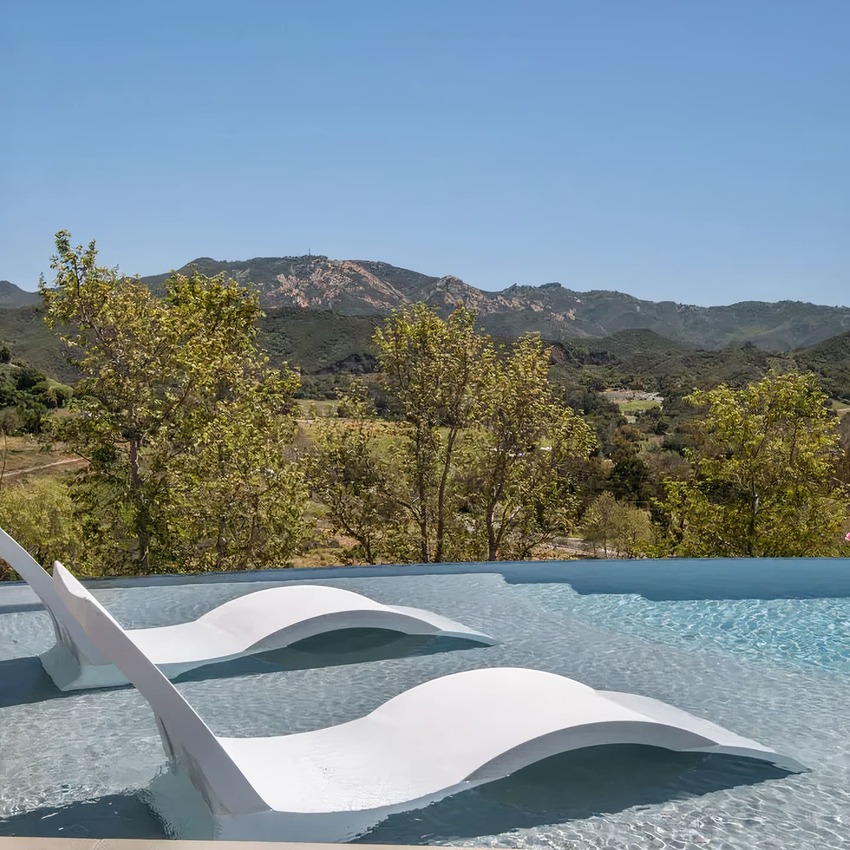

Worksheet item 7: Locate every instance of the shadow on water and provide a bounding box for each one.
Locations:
[48,555,850,601]
[0,602,44,615]
[0,655,63,709]
[360,745,792,844]
[0,793,164,839]
[175,630,483,682]
[0,630,484,707]
[0,746,789,842]
[506,558,850,601]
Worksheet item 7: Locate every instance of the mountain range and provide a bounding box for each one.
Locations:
[4,253,850,354]
[138,255,850,351]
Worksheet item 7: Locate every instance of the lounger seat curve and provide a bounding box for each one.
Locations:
[0,528,493,691]
[52,561,804,843]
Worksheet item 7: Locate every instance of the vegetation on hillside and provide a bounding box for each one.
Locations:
[0,360,72,435]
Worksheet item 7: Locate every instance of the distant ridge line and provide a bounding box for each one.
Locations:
[136,254,850,351]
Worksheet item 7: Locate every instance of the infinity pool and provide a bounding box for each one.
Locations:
[1,558,849,848]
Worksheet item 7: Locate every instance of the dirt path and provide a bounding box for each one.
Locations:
[2,457,87,480]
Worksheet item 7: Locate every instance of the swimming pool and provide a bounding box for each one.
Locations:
[1,558,848,848]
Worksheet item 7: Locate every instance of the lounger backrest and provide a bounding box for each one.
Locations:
[0,528,106,665]
[52,561,268,816]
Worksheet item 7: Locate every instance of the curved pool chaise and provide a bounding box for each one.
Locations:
[53,561,804,843]
[0,529,493,691]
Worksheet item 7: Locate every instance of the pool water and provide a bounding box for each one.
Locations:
[1,558,849,848]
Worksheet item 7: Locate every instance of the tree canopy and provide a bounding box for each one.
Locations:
[313,305,597,563]
[661,371,848,557]
[41,231,306,574]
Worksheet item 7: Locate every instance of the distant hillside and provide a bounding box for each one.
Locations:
[140,255,850,351]
[0,305,381,386]
[258,309,380,373]
[794,332,850,401]
[550,329,796,395]
[0,306,76,381]
[0,281,41,309]
[1,292,848,401]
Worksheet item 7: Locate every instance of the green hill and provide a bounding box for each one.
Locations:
[1,302,848,401]
[0,281,41,309]
[0,306,77,382]
[794,332,850,401]
[258,309,380,372]
[550,329,795,394]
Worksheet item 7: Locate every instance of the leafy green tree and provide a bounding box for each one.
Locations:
[321,321,597,564]
[606,424,654,507]
[41,231,306,574]
[461,335,597,560]
[308,385,404,563]
[580,491,620,556]
[167,371,307,572]
[13,365,46,392]
[660,371,848,557]
[580,491,654,558]
[607,453,653,506]
[373,305,493,562]
[0,476,82,578]
[836,415,850,490]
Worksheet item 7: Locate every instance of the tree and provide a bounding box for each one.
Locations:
[0,476,82,578]
[373,305,493,562]
[318,320,597,564]
[660,371,848,557]
[836,414,850,488]
[461,334,597,560]
[41,231,306,574]
[580,491,654,558]
[606,424,654,507]
[167,370,307,572]
[580,491,620,556]
[308,384,404,563]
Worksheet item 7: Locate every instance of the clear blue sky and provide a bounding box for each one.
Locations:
[3,0,848,306]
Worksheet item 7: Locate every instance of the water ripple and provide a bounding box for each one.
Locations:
[1,569,848,848]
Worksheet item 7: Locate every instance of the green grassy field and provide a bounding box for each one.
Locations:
[618,399,662,414]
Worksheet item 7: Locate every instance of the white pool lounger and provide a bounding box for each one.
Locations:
[0,528,493,691]
[53,560,805,843]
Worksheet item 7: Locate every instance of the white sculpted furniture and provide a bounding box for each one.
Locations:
[53,560,804,843]
[0,528,493,691]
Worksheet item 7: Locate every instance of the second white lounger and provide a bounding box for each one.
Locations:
[53,560,804,843]
[0,528,493,691]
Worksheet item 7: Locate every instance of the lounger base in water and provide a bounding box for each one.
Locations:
[39,641,120,691]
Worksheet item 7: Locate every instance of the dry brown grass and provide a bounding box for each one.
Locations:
[0,436,85,481]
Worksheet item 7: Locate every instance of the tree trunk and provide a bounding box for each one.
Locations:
[434,429,458,563]
[128,437,151,573]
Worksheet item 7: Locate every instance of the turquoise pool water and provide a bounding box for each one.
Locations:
[0,558,849,848]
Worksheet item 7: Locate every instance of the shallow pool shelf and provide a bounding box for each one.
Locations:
[47,562,806,843]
